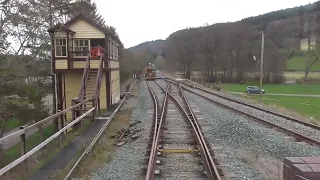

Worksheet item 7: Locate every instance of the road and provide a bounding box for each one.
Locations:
[3,125,45,150]
[2,94,53,150]
[231,92,320,98]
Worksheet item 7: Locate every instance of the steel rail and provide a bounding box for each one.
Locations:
[145,81,159,180]
[157,73,320,146]
[179,83,320,146]
[178,83,222,180]
[145,81,169,180]
[159,72,320,131]
[154,81,221,180]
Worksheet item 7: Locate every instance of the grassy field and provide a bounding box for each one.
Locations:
[221,83,320,95]
[247,95,320,121]
[286,55,320,71]
[219,83,320,122]
[188,70,320,84]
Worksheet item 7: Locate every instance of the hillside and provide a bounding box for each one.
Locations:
[241,1,320,25]
[129,1,320,54]
[128,39,165,56]
[125,1,320,80]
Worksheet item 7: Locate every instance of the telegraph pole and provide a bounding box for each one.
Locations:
[259,31,265,102]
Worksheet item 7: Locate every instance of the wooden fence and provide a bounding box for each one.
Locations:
[0,97,94,176]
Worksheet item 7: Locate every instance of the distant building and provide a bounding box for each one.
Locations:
[300,13,318,52]
[300,36,317,51]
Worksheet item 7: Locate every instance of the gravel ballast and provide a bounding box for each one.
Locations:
[155,79,168,90]
[185,91,320,180]
[184,85,320,142]
[91,81,153,180]
[90,78,320,179]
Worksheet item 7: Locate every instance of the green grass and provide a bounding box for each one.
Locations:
[247,95,320,120]
[221,83,320,95]
[286,55,320,71]
[4,118,23,132]
[1,118,23,133]
[219,82,320,122]
[2,125,55,167]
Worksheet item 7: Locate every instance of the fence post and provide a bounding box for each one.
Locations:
[19,126,26,156]
[74,99,82,128]
[92,99,96,121]
[0,143,3,164]
[98,98,101,114]
[61,113,66,135]
[71,100,76,121]
[19,126,28,168]
[39,124,44,142]
[71,100,74,121]
[57,110,62,147]
[79,102,83,127]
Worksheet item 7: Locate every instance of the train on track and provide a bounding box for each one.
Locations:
[145,63,156,80]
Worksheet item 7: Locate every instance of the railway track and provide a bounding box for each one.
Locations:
[145,81,223,180]
[156,73,320,146]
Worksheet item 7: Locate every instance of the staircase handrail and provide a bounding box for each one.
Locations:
[93,51,104,107]
[78,55,91,101]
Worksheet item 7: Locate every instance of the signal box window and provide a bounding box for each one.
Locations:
[55,38,67,57]
[74,39,90,57]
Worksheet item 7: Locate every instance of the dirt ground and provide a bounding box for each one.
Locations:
[237,149,282,180]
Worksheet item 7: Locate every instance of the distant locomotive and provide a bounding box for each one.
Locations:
[145,63,156,80]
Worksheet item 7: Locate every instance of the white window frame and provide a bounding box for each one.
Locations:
[109,41,119,60]
[55,38,67,57]
[110,42,113,59]
[115,45,119,60]
[73,39,90,58]
[112,44,115,60]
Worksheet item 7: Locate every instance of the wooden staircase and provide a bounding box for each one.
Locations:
[72,52,104,121]
[83,69,98,110]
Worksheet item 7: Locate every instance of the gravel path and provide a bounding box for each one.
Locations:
[184,86,320,142]
[91,81,153,180]
[185,91,320,180]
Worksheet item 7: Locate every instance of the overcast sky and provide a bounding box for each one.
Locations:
[95,0,318,48]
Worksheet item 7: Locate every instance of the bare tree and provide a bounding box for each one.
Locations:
[0,0,13,53]
[305,41,320,81]
[304,13,320,81]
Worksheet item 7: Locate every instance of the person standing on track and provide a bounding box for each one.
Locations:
[126,83,130,92]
